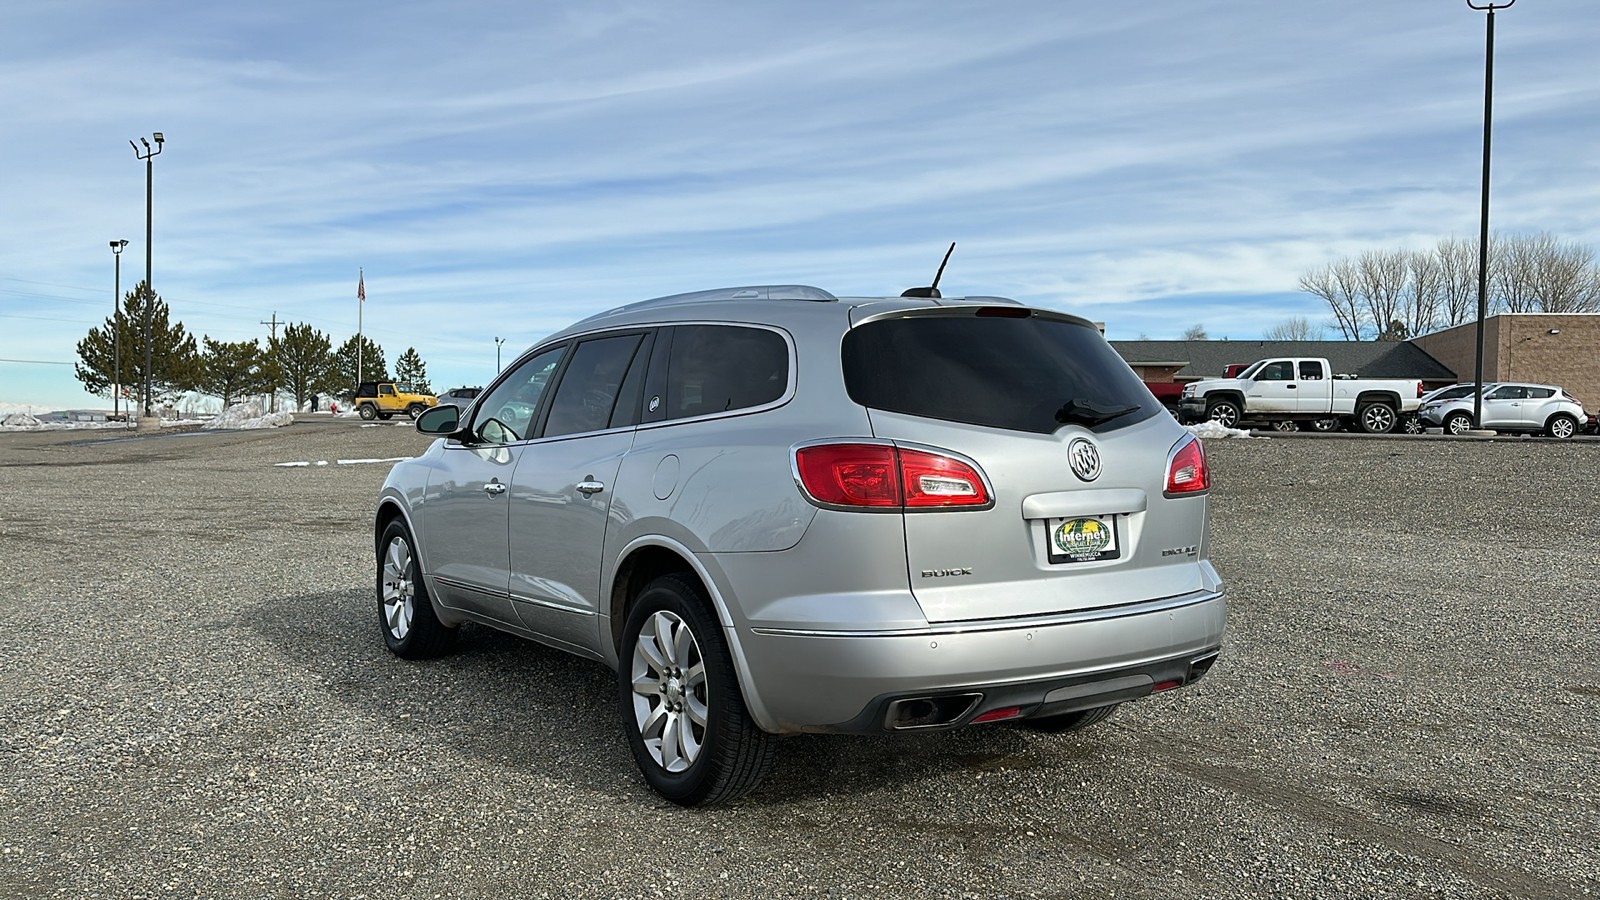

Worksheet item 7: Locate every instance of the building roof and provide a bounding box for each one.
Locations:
[1110,340,1458,381]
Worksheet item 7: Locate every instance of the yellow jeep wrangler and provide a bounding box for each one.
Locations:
[352,381,436,420]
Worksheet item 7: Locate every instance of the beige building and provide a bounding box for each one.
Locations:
[1410,313,1600,410]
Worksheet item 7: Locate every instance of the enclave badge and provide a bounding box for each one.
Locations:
[1068,438,1101,482]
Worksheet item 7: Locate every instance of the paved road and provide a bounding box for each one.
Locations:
[1,422,1595,898]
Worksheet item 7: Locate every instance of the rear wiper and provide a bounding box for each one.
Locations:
[1055,399,1142,427]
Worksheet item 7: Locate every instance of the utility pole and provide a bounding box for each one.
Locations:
[260,311,281,412]
[1467,0,1513,429]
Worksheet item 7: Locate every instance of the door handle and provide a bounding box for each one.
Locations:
[1286,384,1297,389]
[576,480,605,496]
[482,481,508,496]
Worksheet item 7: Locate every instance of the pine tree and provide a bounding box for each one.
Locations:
[332,335,388,397]
[394,347,429,392]
[272,323,337,411]
[74,282,200,408]
[196,337,271,408]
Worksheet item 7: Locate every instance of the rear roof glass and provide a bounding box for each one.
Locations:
[841,312,1160,434]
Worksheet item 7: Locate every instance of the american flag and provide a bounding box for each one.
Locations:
[358,270,365,302]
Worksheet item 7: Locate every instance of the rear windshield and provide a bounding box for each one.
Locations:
[841,312,1161,434]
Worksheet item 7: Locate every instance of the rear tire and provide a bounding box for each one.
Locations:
[1269,420,1298,433]
[1357,402,1397,434]
[358,404,378,421]
[1310,417,1340,433]
[1547,415,1578,439]
[1020,704,1119,733]
[619,575,776,806]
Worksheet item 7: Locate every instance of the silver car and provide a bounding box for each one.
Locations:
[1420,381,1585,438]
[374,285,1226,805]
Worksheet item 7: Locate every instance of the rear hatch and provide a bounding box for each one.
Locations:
[840,304,1211,623]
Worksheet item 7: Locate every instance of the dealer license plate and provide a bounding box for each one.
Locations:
[1047,515,1120,564]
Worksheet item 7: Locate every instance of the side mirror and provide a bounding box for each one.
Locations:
[416,404,459,435]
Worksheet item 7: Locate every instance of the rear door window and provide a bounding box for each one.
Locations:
[842,311,1160,434]
[663,325,789,421]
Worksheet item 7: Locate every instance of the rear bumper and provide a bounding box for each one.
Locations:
[733,589,1227,734]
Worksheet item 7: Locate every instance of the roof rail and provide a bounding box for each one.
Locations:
[585,284,838,322]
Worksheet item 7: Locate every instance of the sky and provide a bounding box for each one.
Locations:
[3,1,1597,411]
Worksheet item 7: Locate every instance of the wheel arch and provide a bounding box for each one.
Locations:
[1546,412,1579,435]
[1204,390,1245,410]
[1354,390,1401,409]
[605,536,780,732]
[374,497,465,628]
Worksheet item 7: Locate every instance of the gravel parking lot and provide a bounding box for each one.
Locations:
[1,419,1595,899]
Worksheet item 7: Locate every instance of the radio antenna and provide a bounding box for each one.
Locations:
[900,242,957,298]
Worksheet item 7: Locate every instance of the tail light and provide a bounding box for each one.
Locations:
[1417,382,1426,398]
[794,443,991,510]
[1165,435,1209,495]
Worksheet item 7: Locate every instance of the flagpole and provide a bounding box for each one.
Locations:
[357,268,364,385]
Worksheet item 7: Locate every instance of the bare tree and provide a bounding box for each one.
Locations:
[1434,237,1479,327]
[1300,260,1367,340]
[1516,232,1600,313]
[1403,249,1442,337]
[1494,233,1542,313]
[1182,324,1208,340]
[1357,249,1408,335]
[1263,317,1322,340]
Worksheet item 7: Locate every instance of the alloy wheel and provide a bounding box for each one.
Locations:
[381,535,415,640]
[630,610,708,773]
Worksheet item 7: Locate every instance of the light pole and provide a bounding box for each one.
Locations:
[110,239,129,420]
[495,336,506,373]
[1467,0,1512,428]
[130,131,164,417]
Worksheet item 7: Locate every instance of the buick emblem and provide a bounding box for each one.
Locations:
[1068,438,1101,482]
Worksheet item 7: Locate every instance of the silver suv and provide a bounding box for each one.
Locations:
[375,285,1226,805]
[1419,381,1585,438]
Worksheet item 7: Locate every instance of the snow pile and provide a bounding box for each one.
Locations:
[203,401,294,430]
[1186,421,1256,439]
[0,412,42,428]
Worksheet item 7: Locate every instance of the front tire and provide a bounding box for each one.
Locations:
[619,575,776,806]
[1357,402,1397,434]
[1444,411,1475,435]
[1206,399,1242,429]
[407,403,428,420]
[1310,417,1340,433]
[1400,414,1425,435]
[378,519,455,659]
[1269,420,1298,433]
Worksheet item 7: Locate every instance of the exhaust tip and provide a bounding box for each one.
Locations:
[1187,652,1220,684]
[886,693,982,730]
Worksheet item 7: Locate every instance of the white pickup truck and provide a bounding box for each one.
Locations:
[1177,357,1423,434]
